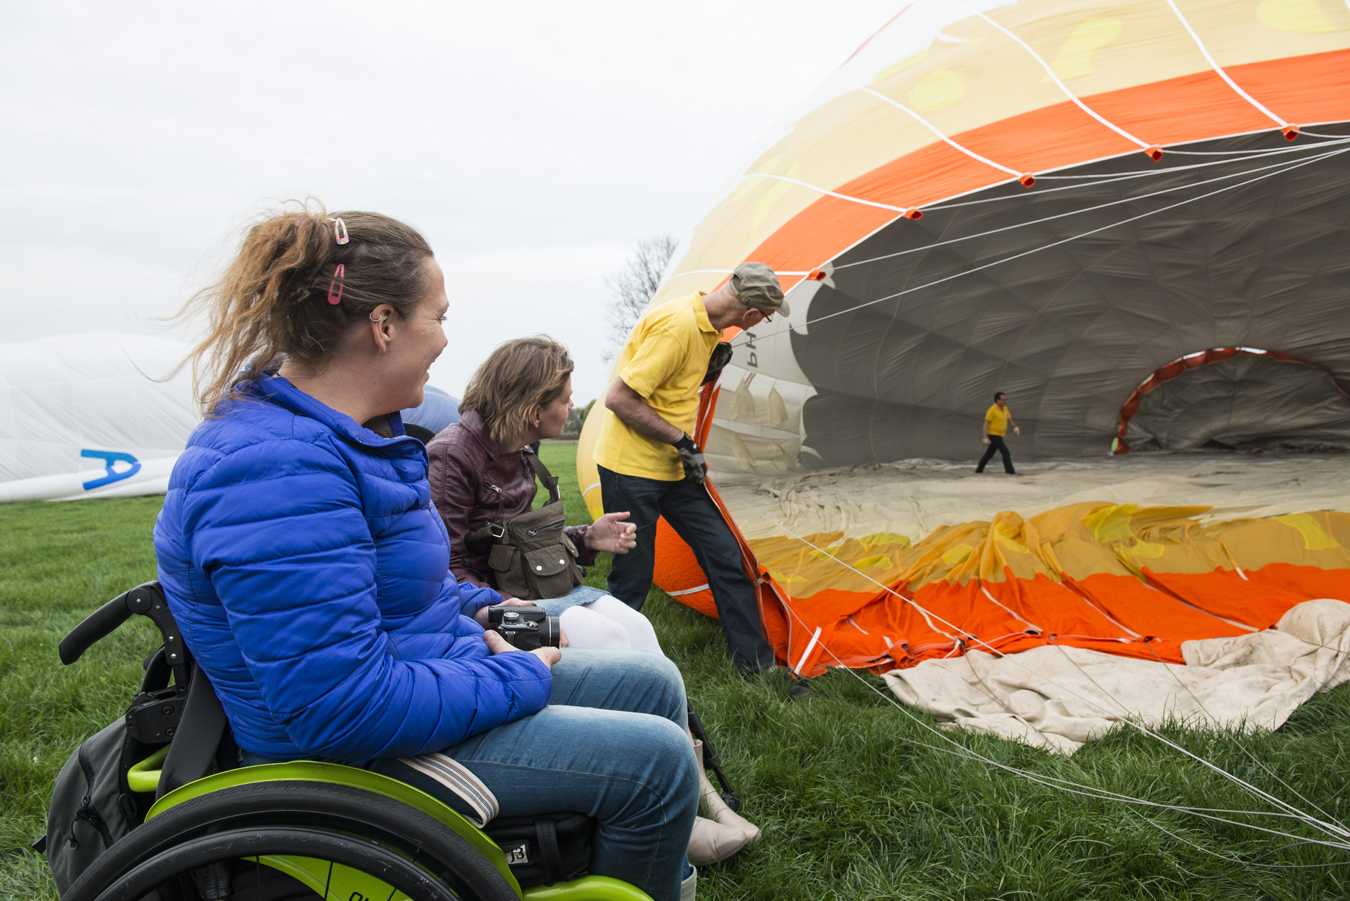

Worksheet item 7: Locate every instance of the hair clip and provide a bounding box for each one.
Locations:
[334,218,349,245]
[327,264,345,305]
[297,289,311,303]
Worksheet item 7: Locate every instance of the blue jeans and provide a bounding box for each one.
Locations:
[378,650,696,901]
[534,584,608,615]
[598,466,776,673]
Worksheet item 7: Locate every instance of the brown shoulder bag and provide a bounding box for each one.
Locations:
[467,453,583,600]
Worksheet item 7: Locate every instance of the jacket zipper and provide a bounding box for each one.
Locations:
[484,481,505,520]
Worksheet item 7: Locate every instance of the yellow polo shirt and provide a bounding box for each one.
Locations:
[985,404,1012,437]
[594,292,722,481]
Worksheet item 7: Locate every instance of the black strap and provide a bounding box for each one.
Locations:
[156,663,228,799]
[536,817,563,883]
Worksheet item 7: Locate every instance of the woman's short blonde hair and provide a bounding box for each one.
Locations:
[460,336,574,446]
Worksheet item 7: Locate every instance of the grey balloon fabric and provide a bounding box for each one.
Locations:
[1126,355,1350,452]
[790,126,1350,467]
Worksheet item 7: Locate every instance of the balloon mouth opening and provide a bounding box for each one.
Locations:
[1282,125,1300,141]
[1019,173,1036,188]
[1146,146,1164,162]
[807,269,827,282]
[904,209,923,220]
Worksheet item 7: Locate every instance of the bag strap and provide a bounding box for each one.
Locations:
[524,451,561,505]
[467,451,564,547]
[535,816,564,883]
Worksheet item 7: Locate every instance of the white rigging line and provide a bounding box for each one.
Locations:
[1162,134,1350,157]
[731,495,1350,843]
[741,173,917,217]
[856,86,1031,183]
[1024,136,1350,179]
[658,134,1350,295]
[728,145,1350,348]
[832,144,1345,271]
[762,559,1350,853]
[1162,0,1294,134]
[949,0,1155,153]
[1134,638,1348,831]
[813,635,1350,855]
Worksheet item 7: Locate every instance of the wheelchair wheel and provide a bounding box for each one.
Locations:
[65,780,520,901]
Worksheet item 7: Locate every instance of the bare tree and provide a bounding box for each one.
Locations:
[604,234,677,362]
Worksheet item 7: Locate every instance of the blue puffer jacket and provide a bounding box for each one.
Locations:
[154,374,552,761]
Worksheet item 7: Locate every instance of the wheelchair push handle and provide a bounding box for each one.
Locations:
[59,582,187,680]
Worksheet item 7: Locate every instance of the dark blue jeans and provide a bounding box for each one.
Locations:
[976,435,1015,474]
[598,466,776,673]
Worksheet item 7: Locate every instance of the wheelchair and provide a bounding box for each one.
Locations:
[54,581,654,901]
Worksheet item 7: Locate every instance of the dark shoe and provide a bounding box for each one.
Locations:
[743,666,813,699]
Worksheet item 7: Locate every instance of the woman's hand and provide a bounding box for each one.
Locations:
[483,629,562,668]
[531,647,562,668]
[584,512,638,554]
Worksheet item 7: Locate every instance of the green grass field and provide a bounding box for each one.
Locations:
[3,442,1350,899]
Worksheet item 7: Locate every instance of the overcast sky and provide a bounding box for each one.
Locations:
[1,0,899,405]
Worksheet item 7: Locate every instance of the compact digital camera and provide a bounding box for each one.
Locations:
[486,604,562,651]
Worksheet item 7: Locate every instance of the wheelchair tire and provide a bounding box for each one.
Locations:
[94,826,461,901]
[65,780,519,901]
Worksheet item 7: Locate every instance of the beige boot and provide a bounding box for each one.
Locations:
[692,740,762,847]
[687,815,753,866]
[680,865,697,901]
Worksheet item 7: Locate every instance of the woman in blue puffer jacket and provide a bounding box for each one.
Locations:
[153,203,698,901]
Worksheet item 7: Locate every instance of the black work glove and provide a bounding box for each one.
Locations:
[703,341,733,384]
[672,433,707,484]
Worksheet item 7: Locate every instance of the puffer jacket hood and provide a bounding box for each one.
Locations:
[154,374,552,761]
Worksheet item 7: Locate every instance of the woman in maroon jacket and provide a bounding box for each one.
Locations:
[427,336,659,651]
[428,336,764,865]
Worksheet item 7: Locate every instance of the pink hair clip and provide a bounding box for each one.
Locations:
[327,264,345,305]
[334,218,349,245]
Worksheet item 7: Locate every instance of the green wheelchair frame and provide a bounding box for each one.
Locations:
[58,583,654,901]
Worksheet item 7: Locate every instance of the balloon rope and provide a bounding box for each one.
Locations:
[741,172,913,215]
[1162,0,1292,130]
[949,0,1152,150]
[856,87,1025,179]
[728,144,1350,349]
[834,144,1338,271]
[762,559,1350,852]
[1135,638,1350,833]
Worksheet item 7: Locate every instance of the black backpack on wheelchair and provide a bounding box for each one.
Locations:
[42,581,630,901]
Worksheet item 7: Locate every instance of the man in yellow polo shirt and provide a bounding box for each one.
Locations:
[594,262,783,676]
[976,391,1020,474]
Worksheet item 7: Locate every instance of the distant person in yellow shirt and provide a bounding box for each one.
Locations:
[594,262,785,679]
[976,391,1019,474]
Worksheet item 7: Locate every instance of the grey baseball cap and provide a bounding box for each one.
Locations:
[731,262,790,316]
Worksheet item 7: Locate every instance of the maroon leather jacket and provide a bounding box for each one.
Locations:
[427,410,593,596]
